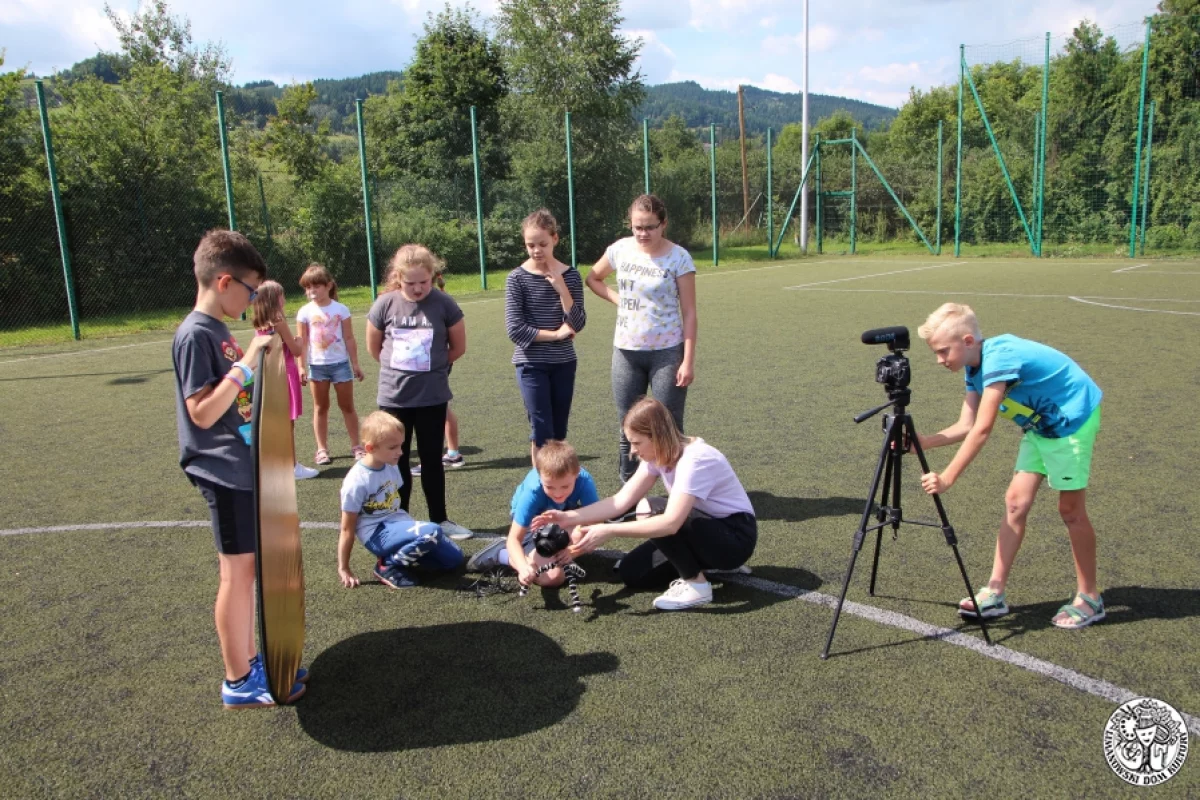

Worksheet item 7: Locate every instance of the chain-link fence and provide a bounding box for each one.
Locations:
[5,13,1198,348]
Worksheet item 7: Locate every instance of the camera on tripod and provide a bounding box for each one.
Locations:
[862,325,911,392]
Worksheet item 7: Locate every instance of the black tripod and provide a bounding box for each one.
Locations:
[821,385,992,659]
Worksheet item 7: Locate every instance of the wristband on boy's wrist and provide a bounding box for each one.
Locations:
[231,362,253,383]
[224,373,245,389]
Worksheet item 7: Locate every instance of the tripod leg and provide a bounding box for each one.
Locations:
[869,415,900,596]
[905,416,992,645]
[823,415,896,659]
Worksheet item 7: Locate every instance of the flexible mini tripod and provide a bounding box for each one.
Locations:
[519,562,587,613]
[821,385,992,658]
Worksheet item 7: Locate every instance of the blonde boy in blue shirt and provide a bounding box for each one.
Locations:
[915,303,1104,629]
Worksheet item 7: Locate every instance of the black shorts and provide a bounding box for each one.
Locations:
[190,475,257,555]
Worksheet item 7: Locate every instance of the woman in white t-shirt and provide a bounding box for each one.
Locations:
[585,194,697,483]
[531,397,756,611]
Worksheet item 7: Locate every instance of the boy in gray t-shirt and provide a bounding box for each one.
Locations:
[337,412,464,589]
[172,230,306,708]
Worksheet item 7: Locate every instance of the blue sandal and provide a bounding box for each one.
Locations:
[1053,592,1105,629]
[958,587,1009,618]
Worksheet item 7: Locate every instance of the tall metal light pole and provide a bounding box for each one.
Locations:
[799,0,810,253]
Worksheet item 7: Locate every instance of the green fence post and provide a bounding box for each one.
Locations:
[936,120,944,255]
[643,118,651,195]
[355,99,379,300]
[470,105,488,289]
[850,127,858,255]
[1129,18,1151,259]
[772,149,817,256]
[815,134,823,254]
[964,65,1035,251]
[1037,31,1049,256]
[565,111,577,270]
[1139,99,1156,256]
[766,127,774,258]
[215,90,237,231]
[257,173,273,258]
[954,46,964,257]
[35,80,80,341]
[710,123,718,266]
[855,139,935,254]
[1032,110,1041,255]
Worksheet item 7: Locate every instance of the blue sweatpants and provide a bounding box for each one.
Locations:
[363,516,464,570]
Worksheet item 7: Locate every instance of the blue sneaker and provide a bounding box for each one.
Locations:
[375,559,418,589]
[250,653,308,684]
[222,661,305,708]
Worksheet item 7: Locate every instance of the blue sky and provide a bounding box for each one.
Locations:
[2,0,1159,108]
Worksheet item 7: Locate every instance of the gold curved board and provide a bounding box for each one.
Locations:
[252,342,306,704]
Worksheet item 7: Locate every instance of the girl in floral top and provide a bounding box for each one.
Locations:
[586,194,697,482]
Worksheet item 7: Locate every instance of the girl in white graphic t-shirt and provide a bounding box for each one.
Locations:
[585,194,697,483]
[297,264,365,466]
[531,397,756,612]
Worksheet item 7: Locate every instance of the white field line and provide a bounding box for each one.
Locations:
[1068,296,1200,316]
[0,296,504,367]
[3,518,1196,735]
[1112,263,1148,273]
[0,337,175,366]
[1116,270,1200,275]
[784,261,969,290]
[790,288,1200,304]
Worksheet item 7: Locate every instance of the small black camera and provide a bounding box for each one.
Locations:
[862,326,912,392]
[531,523,571,557]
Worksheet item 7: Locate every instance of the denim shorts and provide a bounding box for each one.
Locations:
[308,360,353,383]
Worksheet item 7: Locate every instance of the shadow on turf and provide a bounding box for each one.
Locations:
[824,585,1200,654]
[962,585,1200,643]
[746,492,864,522]
[0,368,173,384]
[296,621,618,751]
[556,560,823,620]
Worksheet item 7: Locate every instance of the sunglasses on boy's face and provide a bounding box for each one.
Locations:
[228,274,258,302]
[632,223,662,233]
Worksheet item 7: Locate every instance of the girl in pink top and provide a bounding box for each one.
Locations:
[251,281,319,479]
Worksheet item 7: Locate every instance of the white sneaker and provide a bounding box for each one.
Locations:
[440,520,474,541]
[652,578,713,611]
[294,463,320,480]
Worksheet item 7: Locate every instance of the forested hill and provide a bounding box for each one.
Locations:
[228,71,404,127]
[639,82,897,133]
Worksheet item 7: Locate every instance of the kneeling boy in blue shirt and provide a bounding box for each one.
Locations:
[467,440,598,588]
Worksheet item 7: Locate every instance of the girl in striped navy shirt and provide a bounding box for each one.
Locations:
[505,209,587,466]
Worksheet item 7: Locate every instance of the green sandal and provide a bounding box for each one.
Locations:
[958,587,1009,619]
[1053,592,1105,629]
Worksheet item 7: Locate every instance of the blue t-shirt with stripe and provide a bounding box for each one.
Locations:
[509,467,599,528]
[965,334,1102,438]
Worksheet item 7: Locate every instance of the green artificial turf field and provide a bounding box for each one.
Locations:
[1,254,1196,797]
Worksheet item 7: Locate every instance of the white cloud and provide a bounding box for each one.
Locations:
[762,23,838,56]
[625,28,677,84]
[858,62,923,84]
[759,73,801,93]
[621,0,691,31]
[667,68,802,95]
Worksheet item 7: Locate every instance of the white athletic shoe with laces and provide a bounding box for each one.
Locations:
[294,463,320,480]
[652,578,714,611]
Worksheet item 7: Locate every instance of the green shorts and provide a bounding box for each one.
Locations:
[1014,406,1101,490]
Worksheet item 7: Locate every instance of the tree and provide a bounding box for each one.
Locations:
[495,0,645,257]
[104,0,228,89]
[262,82,328,184]
[367,4,507,185]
